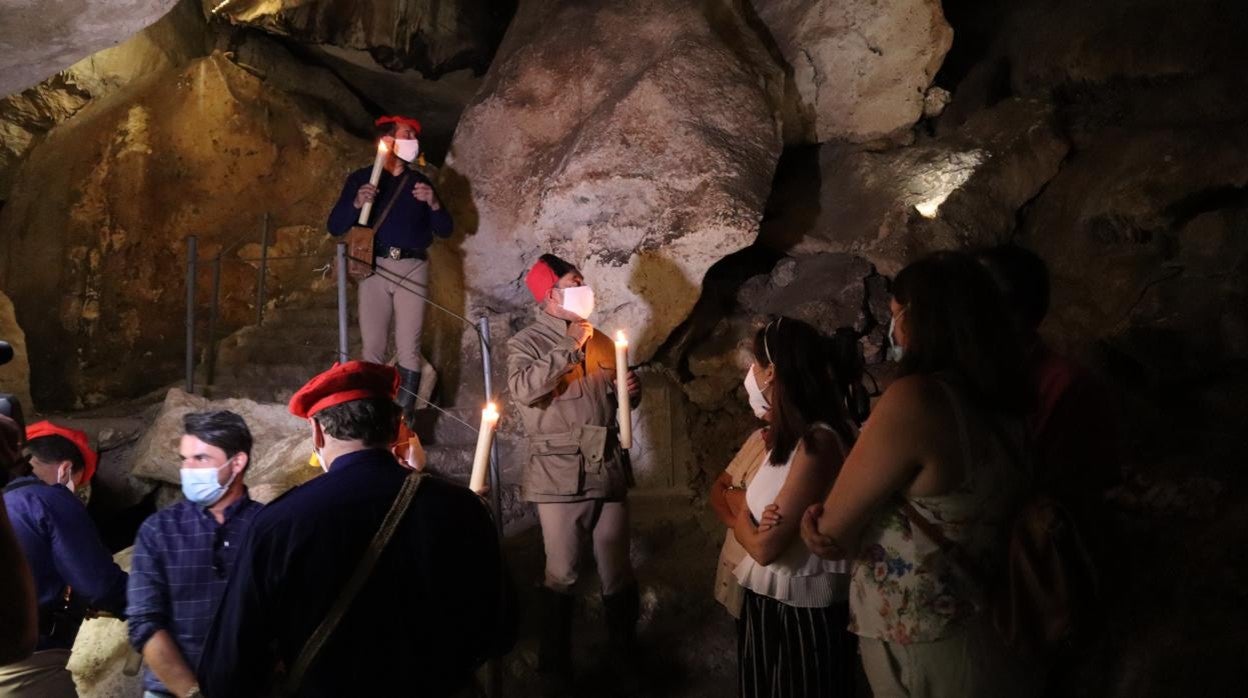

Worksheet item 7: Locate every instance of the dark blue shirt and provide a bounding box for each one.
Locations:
[197,449,514,697]
[3,475,128,649]
[127,494,262,695]
[326,166,453,250]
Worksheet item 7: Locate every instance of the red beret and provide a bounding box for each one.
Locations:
[525,259,559,303]
[375,115,422,137]
[288,361,399,419]
[26,421,98,484]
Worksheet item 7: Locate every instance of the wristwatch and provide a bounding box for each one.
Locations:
[186,686,204,698]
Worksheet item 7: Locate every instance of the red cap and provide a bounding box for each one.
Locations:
[375,115,422,137]
[25,421,98,484]
[288,361,399,419]
[525,259,559,303]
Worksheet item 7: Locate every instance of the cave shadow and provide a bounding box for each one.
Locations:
[655,144,823,377]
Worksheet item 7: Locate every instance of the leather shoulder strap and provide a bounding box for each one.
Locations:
[371,172,411,231]
[282,470,425,694]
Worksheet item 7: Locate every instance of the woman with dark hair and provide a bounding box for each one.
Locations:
[797,251,1036,696]
[730,316,859,698]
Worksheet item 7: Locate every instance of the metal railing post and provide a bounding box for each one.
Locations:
[185,236,198,394]
[256,213,270,326]
[336,243,349,363]
[206,256,222,390]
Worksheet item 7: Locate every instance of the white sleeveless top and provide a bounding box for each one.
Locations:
[733,424,849,608]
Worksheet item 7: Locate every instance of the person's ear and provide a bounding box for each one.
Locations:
[310,418,326,450]
[230,452,249,477]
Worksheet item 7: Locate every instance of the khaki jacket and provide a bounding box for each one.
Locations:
[506,310,635,503]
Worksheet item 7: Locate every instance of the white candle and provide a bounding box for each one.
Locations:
[469,402,500,493]
[357,139,389,225]
[615,331,632,450]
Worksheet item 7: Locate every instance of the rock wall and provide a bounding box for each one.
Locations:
[0,52,366,408]
[749,0,953,144]
[0,0,181,97]
[0,0,210,199]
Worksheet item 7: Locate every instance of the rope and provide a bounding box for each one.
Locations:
[345,253,485,337]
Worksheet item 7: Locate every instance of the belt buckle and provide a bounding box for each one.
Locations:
[388,246,402,260]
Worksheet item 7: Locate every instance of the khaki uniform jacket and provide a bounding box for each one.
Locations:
[506,310,636,503]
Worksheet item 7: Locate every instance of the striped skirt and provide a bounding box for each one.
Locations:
[737,590,856,698]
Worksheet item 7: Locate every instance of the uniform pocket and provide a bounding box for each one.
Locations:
[576,425,608,475]
[525,438,583,495]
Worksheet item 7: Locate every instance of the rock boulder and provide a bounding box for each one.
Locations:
[442,0,785,364]
[0,290,32,410]
[749,0,953,144]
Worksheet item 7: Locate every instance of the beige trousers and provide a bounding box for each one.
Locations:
[858,618,1040,698]
[536,499,633,595]
[359,256,429,372]
[0,649,76,697]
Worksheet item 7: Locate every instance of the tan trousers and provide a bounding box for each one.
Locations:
[359,256,429,372]
[858,618,1039,698]
[0,649,76,697]
[536,499,633,595]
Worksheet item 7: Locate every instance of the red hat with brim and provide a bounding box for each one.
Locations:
[375,115,422,137]
[525,259,559,303]
[288,361,400,419]
[25,421,98,484]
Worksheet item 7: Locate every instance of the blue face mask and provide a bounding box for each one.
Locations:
[180,460,238,506]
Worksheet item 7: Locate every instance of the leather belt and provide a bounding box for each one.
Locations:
[375,245,428,261]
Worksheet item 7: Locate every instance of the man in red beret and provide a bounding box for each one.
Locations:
[508,253,642,679]
[198,361,514,697]
[0,421,127,696]
[327,115,453,428]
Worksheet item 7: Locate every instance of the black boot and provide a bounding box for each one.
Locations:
[603,582,640,658]
[396,366,421,428]
[538,587,574,677]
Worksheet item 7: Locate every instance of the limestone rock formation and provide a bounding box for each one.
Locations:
[0,51,367,408]
[69,548,141,698]
[763,98,1069,276]
[0,0,181,97]
[442,0,785,364]
[130,388,319,501]
[750,0,953,144]
[0,290,32,410]
[205,0,514,77]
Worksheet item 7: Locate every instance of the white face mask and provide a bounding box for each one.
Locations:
[393,138,420,163]
[180,460,238,507]
[743,364,771,419]
[560,285,595,320]
[887,314,905,362]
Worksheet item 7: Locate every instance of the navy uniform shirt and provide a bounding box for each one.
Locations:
[3,475,128,649]
[127,494,263,695]
[197,448,515,697]
[326,166,453,250]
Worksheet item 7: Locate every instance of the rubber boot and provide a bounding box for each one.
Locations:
[538,587,574,677]
[396,365,421,429]
[603,582,640,658]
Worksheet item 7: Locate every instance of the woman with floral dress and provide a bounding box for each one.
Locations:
[796,251,1038,697]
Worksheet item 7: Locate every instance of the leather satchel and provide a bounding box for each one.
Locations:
[340,172,411,282]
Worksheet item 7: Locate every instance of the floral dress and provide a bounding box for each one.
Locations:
[848,384,1028,645]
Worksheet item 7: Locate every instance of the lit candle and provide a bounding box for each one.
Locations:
[469,402,500,493]
[615,331,632,450]
[357,139,389,225]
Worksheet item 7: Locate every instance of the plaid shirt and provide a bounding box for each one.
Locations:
[127,494,262,695]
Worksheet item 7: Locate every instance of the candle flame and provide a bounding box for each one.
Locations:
[378,140,388,153]
[615,330,628,344]
[485,402,499,419]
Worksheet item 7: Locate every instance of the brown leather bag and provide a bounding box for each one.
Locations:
[339,172,410,282]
